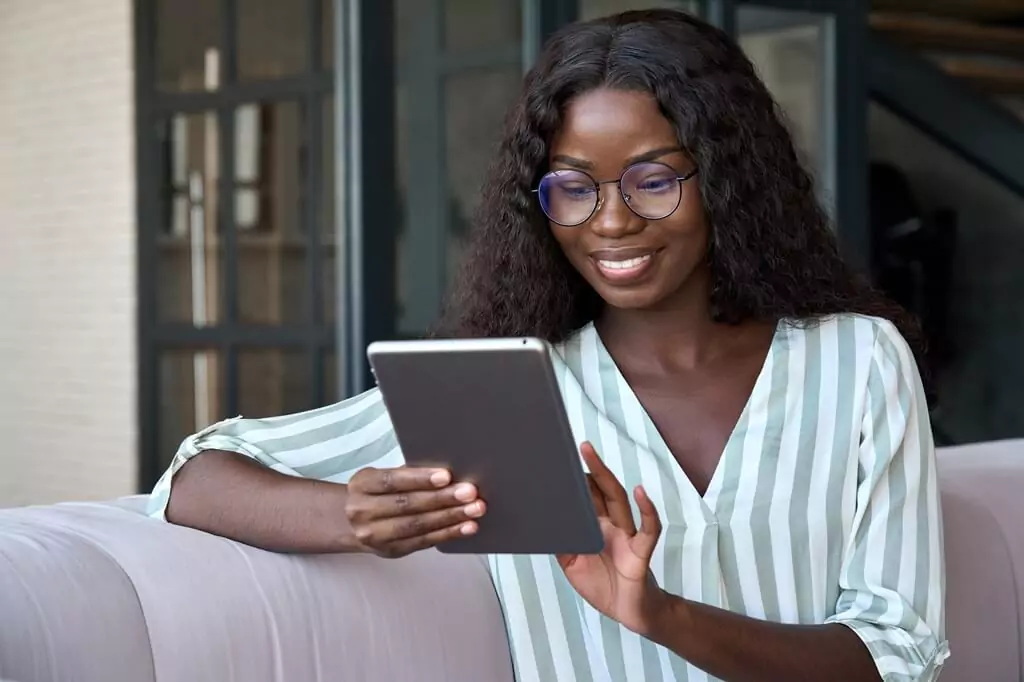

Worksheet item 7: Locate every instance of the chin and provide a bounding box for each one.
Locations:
[593,284,670,311]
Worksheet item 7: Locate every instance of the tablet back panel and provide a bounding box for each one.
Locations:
[367,337,603,555]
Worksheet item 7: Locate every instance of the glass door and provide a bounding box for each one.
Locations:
[737,5,837,214]
[393,0,526,337]
[731,0,869,269]
[136,0,337,488]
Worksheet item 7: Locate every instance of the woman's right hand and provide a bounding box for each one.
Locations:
[345,466,486,558]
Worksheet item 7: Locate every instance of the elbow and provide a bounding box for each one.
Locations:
[163,450,229,527]
[829,618,949,682]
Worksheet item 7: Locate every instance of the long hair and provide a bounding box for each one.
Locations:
[434,10,928,385]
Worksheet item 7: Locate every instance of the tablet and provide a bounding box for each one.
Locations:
[366,337,604,555]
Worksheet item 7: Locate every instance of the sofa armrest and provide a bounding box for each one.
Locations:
[0,497,514,682]
[0,506,156,682]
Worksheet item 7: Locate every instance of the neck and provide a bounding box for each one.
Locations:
[596,275,724,369]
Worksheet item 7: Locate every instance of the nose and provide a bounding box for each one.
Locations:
[588,184,644,238]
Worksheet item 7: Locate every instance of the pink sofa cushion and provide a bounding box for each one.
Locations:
[0,505,156,682]
[0,497,514,682]
[937,440,1024,682]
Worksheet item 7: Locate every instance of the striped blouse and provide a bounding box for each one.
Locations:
[148,313,949,682]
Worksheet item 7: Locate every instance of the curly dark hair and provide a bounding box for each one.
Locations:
[434,10,928,389]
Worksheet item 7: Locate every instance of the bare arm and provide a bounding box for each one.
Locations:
[165,450,486,556]
[648,596,879,682]
[165,450,364,554]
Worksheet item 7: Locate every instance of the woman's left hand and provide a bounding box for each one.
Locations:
[557,442,668,636]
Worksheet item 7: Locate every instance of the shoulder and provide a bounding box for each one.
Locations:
[803,313,925,417]
[782,313,924,407]
[789,313,915,366]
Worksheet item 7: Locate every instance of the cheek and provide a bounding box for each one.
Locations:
[669,197,710,242]
[549,225,579,258]
[663,212,707,243]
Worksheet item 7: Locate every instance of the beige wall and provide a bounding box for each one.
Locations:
[0,0,137,506]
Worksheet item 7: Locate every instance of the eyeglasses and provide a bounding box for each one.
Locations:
[533,161,698,227]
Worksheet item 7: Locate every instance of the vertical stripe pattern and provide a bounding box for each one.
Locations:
[148,314,949,682]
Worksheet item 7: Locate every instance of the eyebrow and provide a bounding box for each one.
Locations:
[550,146,685,170]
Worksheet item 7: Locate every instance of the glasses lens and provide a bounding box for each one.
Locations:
[620,162,682,220]
[537,170,598,226]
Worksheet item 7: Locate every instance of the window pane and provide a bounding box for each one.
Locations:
[156,0,222,92]
[238,349,311,418]
[237,0,309,80]
[157,112,223,325]
[158,349,223,471]
[393,0,525,336]
[443,0,522,52]
[235,100,310,325]
[738,6,835,214]
[443,68,522,285]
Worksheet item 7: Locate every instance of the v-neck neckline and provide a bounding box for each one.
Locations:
[586,320,782,513]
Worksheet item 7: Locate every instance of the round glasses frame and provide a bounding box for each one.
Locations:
[532,162,699,227]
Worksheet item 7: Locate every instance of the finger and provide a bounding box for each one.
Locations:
[374,501,487,543]
[357,482,479,521]
[632,485,662,558]
[384,519,479,557]
[350,466,452,494]
[580,442,635,533]
[586,475,610,518]
[580,442,629,504]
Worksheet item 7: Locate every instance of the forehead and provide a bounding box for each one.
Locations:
[550,87,679,158]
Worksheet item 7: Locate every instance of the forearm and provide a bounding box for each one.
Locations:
[165,450,365,554]
[648,594,880,682]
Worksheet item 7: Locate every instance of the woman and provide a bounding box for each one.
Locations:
[152,9,948,682]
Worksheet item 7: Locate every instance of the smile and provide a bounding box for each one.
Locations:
[591,251,657,283]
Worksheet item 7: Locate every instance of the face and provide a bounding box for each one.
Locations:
[543,87,707,312]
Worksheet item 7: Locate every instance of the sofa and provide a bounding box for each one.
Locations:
[1,439,1022,682]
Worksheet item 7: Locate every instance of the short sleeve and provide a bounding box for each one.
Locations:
[824,319,950,681]
[146,387,403,520]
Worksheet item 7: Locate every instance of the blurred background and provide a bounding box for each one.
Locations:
[0,0,1022,507]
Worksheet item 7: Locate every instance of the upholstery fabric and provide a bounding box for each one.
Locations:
[1,441,1023,682]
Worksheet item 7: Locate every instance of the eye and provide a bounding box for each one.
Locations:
[635,176,676,193]
[556,184,598,200]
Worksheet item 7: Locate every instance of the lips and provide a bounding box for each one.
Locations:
[588,247,659,283]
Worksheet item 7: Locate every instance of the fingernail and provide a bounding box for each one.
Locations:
[454,483,476,502]
[465,501,483,517]
[460,522,477,535]
[430,470,450,487]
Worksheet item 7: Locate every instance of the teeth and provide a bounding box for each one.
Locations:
[598,254,652,270]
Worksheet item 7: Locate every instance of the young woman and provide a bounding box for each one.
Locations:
[152,10,947,682]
